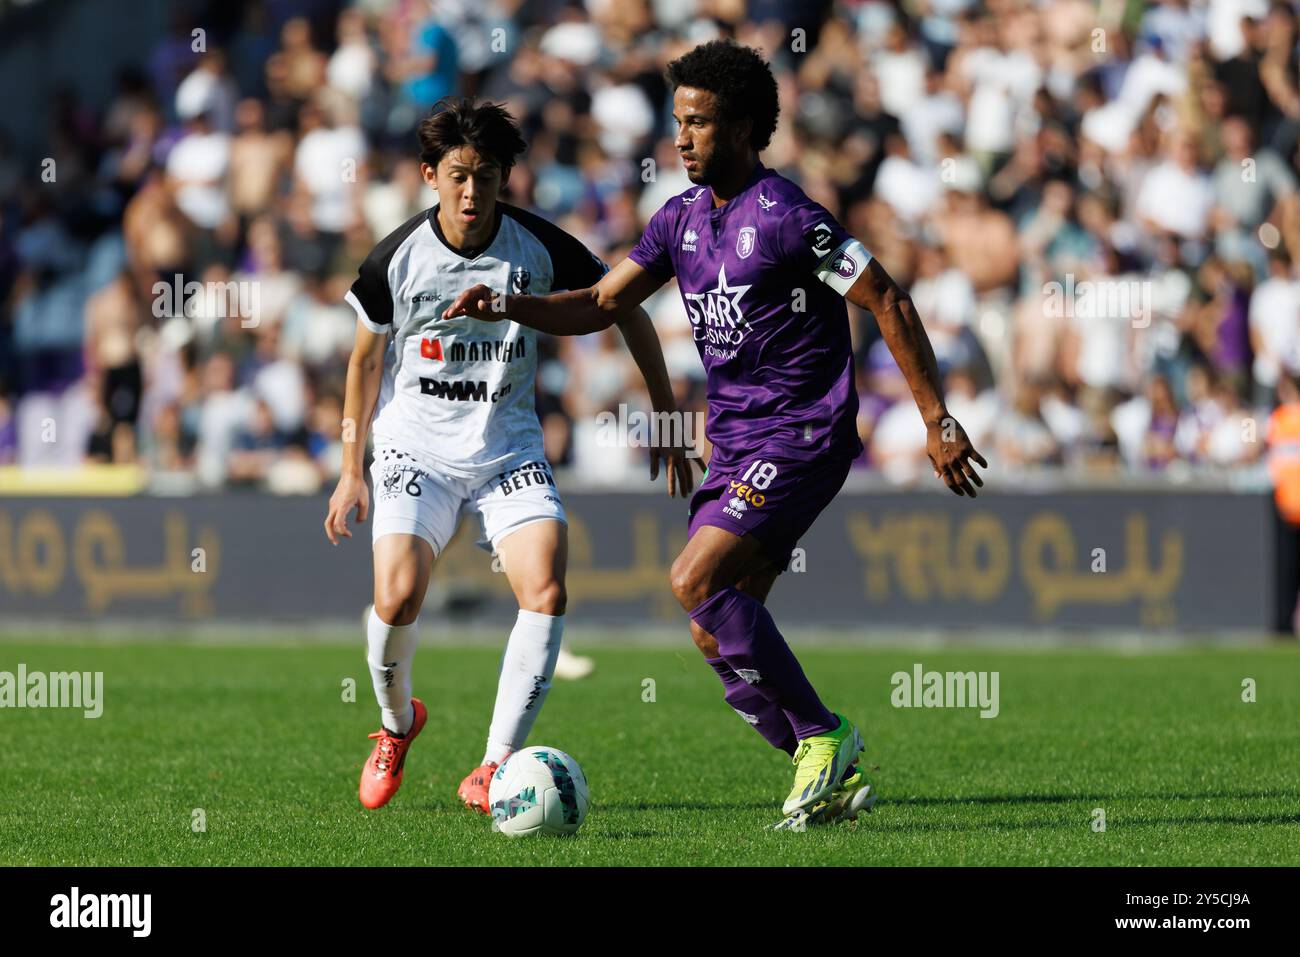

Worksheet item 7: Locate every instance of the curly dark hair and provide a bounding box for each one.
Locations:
[665,40,780,152]
[416,97,527,175]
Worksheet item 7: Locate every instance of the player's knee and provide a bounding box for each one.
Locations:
[520,579,566,616]
[373,588,422,627]
[669,555,711,612]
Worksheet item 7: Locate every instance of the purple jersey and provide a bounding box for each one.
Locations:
[629,163,866,468]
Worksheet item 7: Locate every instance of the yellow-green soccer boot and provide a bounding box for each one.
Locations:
[773,761,876,831]
[782,713,864,816]
[825,764,876,821]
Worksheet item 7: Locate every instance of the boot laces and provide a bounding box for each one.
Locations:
[369,730,400,775]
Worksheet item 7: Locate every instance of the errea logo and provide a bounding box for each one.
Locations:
[723,495,749,519]
[682,228,699,252]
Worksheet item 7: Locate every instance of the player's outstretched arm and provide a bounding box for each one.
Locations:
[324,323,386,544]
[614,305,705,498]
[441,258,667,336]
[846,257,988,497]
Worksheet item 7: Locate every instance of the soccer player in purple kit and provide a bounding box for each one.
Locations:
[445,40,988,828]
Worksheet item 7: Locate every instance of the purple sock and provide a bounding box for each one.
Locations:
[706,657,854,782]
[691,587,837,740]
[706,657,797,755]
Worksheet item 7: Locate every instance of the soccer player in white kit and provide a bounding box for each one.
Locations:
[324,98,695,812]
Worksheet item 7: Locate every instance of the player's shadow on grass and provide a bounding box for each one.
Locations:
[891,789,1298,808]
[614,799,775,811]
[875,811,1300,835]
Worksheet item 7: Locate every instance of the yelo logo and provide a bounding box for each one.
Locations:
[727,480,766,508]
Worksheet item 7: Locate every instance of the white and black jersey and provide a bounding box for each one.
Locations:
[345,203,608,483]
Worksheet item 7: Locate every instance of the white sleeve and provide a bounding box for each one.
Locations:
[345,289,389,335]
[813,238,874,295]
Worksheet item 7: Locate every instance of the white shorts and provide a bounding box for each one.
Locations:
[369,447,567,556]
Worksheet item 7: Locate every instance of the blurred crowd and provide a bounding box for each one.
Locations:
[2,0,1300,492]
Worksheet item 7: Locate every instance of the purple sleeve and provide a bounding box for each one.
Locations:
[775,199,854,275]
[627,202,676,279]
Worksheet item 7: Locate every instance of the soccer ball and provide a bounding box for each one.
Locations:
[489,746,589,837]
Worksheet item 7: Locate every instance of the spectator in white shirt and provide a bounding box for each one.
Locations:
[1249,251,1300,399]
[293,96,367,237]
[1136,129,1216,240]
[165,108,231,233]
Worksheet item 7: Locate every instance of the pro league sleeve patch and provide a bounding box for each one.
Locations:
[804,222,836,261]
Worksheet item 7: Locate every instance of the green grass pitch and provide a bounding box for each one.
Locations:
[1,640,1297,865]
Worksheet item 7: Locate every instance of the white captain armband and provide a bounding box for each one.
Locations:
[813,239,873,295]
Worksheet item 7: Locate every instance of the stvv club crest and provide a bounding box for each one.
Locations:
[736,226,756,259]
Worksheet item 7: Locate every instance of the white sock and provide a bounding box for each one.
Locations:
[366,607,418,735]
[483,610,564,764]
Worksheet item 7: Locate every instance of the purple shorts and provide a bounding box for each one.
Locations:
[686,449,854,573]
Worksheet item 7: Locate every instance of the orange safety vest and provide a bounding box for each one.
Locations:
[1268,403,1300,525]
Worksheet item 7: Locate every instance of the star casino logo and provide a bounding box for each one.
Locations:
[683,265,752,348]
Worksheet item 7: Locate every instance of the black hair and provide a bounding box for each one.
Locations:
[666,39,780,151]
[416,97,527,176]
